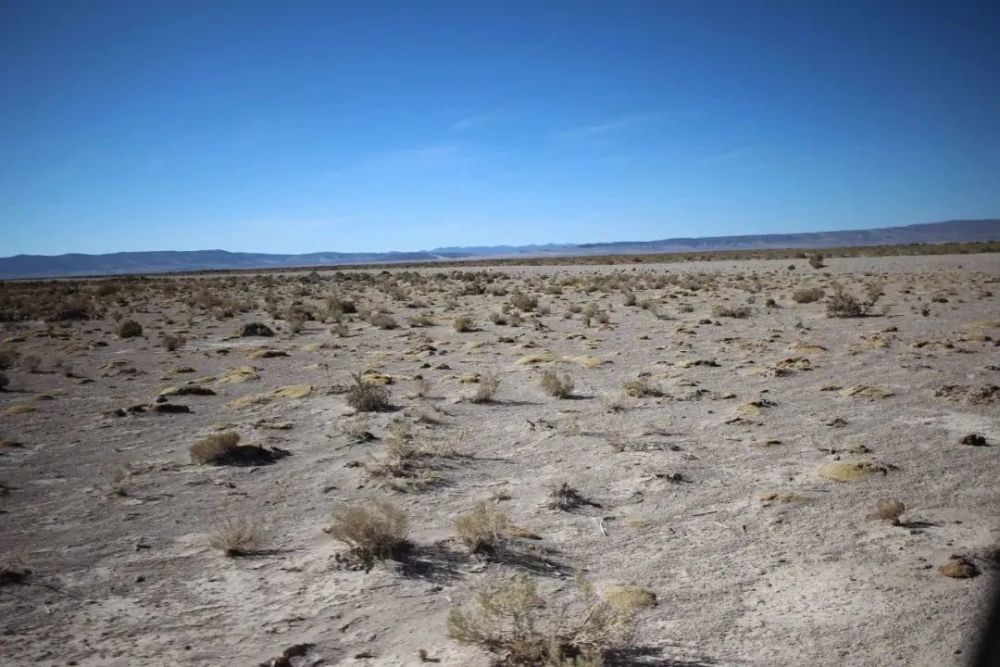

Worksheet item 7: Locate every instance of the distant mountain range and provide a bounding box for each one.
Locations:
[1,219,997,279]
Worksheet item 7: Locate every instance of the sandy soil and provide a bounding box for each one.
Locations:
[1,253,998,667]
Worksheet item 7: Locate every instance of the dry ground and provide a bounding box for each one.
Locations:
[1,253,998,666]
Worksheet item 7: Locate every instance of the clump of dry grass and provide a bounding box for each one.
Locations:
[21,355,41,373]
[107,466,131,496]
[712,304,751,318]
[115,319,143,338]
[189,431,241,465]
[0,553,31,587]
[826,281,882,318]
[324,296,356,319]
[547,482,586,511]
[339,414,374,443]
[581,303,609,327]
[209,516,263,556]
[286,309,306,334]
[367,312,399,330]
[455,502,514,553]
[509,290,538,312]
[326,497,409,565]
[452,315,474,332]
[469,373,500,404]
[240,321,274,337]
[875,498,906,525]
[621,377,663,398]
[540,371,574,399]
[161,333,186,351]
[808,253,825,269]
[792,287,825,303]
[408,314,435,328]
[364,423,442,492]
[0,348,18,370]
[826,284,865,317]
[447,573,639,666]
[346,374,391,412]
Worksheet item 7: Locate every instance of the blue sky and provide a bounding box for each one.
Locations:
[2,0,999,255]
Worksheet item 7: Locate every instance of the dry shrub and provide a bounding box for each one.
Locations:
[455,502,513,553]
[21,355,41,373]
[826,284,865,317]
[711,304,751,318]
[107,466,131,496]
[115,319,143,338]
[190,431,241,464]
[364,426,441,492]
[469,373,501,404]
[875,499,905,525]
[367,312,399,330]
[339,414,374,442]
[324,296,356,318]
[326,498,408,565]
[447,573,638,666]
[286,309,306,334]
[621,377,662,398]
[161,333,186,351]
[452,315,474,332]
[808,253,825,269]
[209,516,263,556]
[509,290,538,312]
[0,348,18,370]
[826,281,882,318]
[240,322,274,337]
[547,482,586,511]
[346,374,391,412]
[540,371,574,399]
[408,314,435,328]
[792,287,825,303]
[0,553,31,587]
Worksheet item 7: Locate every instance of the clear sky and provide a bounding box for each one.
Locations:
[2,0,999,256]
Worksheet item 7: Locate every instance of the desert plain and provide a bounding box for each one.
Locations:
[0,252,998,667]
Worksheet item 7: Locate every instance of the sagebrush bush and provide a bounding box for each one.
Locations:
[115,319,143,338]
[826,283,874,317]
[209,516,263,556]
[455,502,513,553]
[367,312,398,330]
[0,348,19,370]
[469,373,500,403]
[240,322,274,337]
[792,287,825,303]
[452,315,474,332]
[346,374,391,412]
[364,425,441,492]
[189,431,241,465]
[161,333,186,351]
[509,290,538,312]
[540,371,574,399]
[711,304,751,318]
[447,573,638,666]
[621,377,662,398]
[327,498,408,564]
[875,499,905,525]
[547,482,586,510]
[408,314,434,328]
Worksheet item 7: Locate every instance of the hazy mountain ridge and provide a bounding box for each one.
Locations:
[2,219,997,279]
